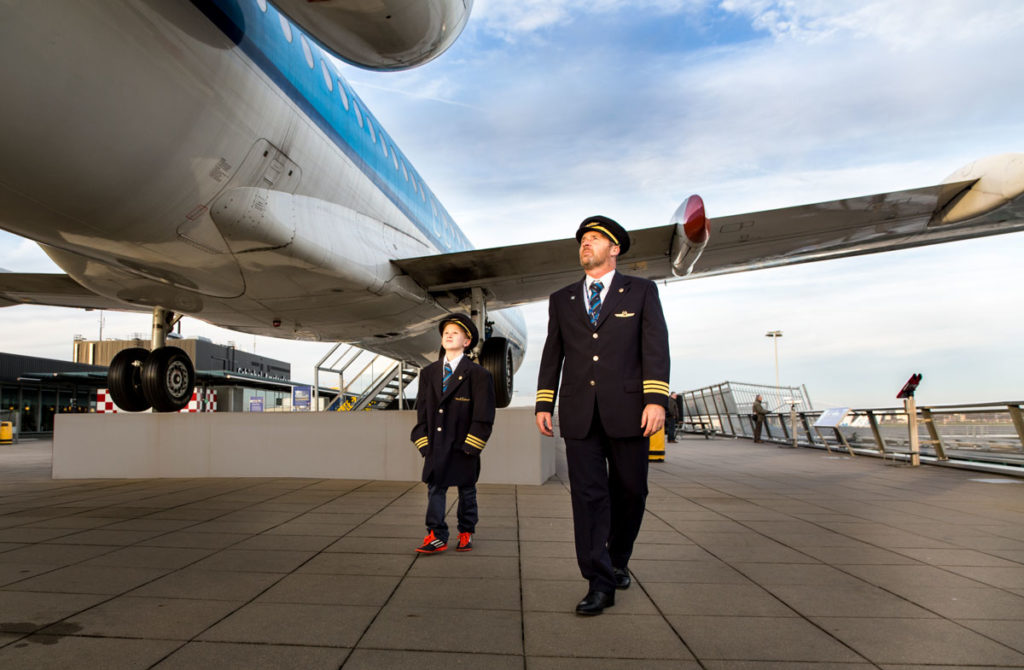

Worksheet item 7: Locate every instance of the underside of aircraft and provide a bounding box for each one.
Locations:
[1,1,1023,413]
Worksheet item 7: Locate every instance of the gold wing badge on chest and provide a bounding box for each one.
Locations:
[614,311,635,318]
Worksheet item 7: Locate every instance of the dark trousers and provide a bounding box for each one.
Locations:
[564,404,650,594]
[666,417,677,441]
[425,483,477,542]
[754,414,766,441]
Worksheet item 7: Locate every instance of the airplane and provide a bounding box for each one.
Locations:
[2,1,1024,414]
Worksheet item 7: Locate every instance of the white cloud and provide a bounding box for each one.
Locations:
[472,0,708,39]
[720,1,1024,49]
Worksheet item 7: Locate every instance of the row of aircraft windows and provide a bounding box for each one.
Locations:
[254,0,463,247]
[256,0,425,200]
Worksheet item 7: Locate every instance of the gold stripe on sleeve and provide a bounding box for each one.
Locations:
[643,380,670,396]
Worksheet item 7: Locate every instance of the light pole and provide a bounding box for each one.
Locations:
[765,330,782,389]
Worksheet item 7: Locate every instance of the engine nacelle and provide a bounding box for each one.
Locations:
[931,153,1024,227]
[669,195,710,277]
[273,0,473,71]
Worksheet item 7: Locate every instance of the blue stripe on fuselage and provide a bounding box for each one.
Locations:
[190,0,472,255]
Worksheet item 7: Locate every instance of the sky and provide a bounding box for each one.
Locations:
[2,0,1024,409]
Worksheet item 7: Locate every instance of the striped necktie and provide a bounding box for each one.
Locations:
[442,361,453,392]
[588,281,604,326]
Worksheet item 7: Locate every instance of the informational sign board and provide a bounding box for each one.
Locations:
[249,397,264,413]
[292,386,311,412]
[813,407,850,428]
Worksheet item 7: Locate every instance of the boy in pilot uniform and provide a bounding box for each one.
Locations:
[411,313,496,553]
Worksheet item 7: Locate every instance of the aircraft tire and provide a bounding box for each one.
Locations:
[142,346,196,413]
[108,347,152,412]
[480,337,513,408]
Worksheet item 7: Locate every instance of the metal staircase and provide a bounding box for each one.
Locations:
[314,344,418,412]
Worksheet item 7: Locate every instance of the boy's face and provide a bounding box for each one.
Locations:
[442,323,470,354]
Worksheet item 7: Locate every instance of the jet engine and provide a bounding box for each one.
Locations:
[670,195,710,277]
[273,0,473,71]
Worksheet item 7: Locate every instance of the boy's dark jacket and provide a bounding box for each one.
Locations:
[411,356,496,487]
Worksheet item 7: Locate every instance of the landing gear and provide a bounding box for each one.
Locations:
[481,337,514,408]
[143,347,196,412]
[107,348,150,412]
[467,288,514,408]
[105,307,196,413]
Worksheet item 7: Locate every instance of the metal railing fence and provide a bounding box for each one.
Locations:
[681,397,1024,471]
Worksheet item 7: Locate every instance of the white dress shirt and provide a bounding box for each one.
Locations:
[583,270,615,307]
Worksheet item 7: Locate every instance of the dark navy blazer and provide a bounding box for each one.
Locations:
[535,272,670,439]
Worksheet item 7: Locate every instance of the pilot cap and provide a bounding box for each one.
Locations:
[438,313,478,348]
[576,215,630,256]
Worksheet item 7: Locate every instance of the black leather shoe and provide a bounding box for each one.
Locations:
[613,567,631,590]
[575,589,614,616]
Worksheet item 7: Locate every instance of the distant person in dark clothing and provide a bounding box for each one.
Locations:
[752,394,769,443]
[666,391,680,442]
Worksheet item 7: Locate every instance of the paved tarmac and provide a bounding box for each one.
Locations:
[1,434,1023,669]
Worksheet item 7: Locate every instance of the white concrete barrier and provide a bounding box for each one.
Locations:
[53,408,557,485]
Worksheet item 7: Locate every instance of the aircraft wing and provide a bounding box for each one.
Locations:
[396,156,1024,311]
[393,225,677,310]
[0,273,142,311]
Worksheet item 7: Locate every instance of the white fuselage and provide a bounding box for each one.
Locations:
[0,0,525,367]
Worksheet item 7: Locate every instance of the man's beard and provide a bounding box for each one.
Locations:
[580,250,607,270]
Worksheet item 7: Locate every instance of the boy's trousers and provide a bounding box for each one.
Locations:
[425,483,478,542]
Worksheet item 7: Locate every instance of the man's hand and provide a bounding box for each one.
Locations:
[536,411,554,437]
[641,404,666,438]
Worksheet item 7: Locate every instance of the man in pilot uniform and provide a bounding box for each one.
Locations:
[535,215,670,615]
[411,313,496,554]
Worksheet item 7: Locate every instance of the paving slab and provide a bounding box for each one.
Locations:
[702,664,876,670]
[255,573,401,607]
[646,581,798,617]
[345,648,521,669]
[387,575,520,610]
[360,605,523,655]
[668,614,868,663]
[524,611,695,660]
[812,616,1024,666]
[1,435,1023,668]
[152,641,349,669]
[0,634,181,670]
[198,602,377,647]
[522,578,659,615]
[129,568,282,601]
[530,658,700,670]
[7,564,171,595]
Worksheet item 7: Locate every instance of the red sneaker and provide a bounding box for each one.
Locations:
[456,532,473,552]
[416,530,447,554]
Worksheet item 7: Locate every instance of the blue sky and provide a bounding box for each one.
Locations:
[3,0,1024,409]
